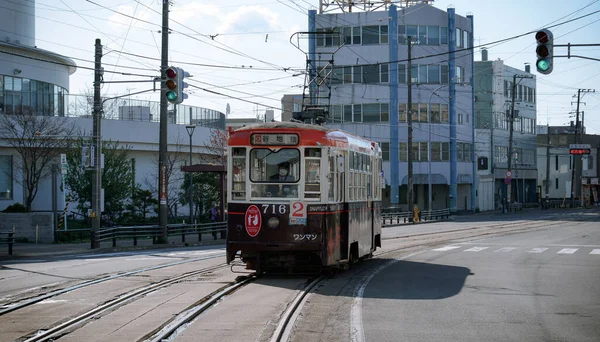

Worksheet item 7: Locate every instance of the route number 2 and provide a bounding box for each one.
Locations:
[291,201,306,218]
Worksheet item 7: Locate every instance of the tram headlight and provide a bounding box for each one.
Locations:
[268,217,280,229]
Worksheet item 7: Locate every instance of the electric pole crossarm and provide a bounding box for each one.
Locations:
[101,89,154,103]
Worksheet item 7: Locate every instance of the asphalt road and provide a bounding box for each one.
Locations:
[360,215,600,341]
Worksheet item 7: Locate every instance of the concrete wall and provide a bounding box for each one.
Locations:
[0,212,54,243]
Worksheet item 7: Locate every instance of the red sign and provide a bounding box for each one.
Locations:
[504,177,511,185]
[244,205,262,237]
[569,148,590,155]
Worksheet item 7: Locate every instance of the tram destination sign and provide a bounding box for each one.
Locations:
[251,133,299,146]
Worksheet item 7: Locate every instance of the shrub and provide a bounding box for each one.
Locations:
[2,203,30,213]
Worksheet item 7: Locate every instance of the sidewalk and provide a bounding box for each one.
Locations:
[0,234,226,261]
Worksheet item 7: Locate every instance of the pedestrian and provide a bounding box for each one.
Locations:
[210,203,220,240]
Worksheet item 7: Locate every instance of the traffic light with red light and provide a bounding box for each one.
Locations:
[535,29,553,75]
[165,66,189,104]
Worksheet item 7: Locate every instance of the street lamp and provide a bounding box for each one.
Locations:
[185,125,196,225]
[426,82,469,217]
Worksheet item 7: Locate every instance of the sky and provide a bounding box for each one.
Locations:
[27,0,600,134]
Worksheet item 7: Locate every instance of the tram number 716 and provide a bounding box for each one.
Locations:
[262,204,287,215]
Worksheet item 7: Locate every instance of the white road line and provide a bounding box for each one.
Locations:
[432,245,462,252]
[350,251,423,342]
[495,247,517,252]
[557,248,578,254]
[464,247,489,252]
[590,249,600,255]
[528,248,549,253]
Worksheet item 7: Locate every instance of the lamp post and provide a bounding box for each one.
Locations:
[427,82,469,216]
[185,125,195,225]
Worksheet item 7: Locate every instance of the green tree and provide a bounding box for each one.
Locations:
[179,172,220,222]
[124,186,158,224]
[64,139,134,224]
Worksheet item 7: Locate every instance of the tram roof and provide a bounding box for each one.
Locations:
[228,121,380,154]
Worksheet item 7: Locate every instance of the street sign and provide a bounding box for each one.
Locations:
[60,153,67,165]
[505,170,512,178]
[569,144,591,149]
[504,177,511,185]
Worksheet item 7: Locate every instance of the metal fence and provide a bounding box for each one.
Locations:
[0,231,15,255]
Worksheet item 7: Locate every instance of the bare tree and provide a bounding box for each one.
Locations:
[0,111,77,209]
[199,128,228,165]
[143,132,187,220]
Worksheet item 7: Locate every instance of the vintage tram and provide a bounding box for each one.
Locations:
[226,121,383,273]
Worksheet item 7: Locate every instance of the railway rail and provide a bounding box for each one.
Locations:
[22,263,230,342]
[0,252,226,316]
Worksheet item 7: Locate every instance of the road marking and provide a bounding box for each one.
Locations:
[590,249,600,255]
[528,248,549,253]
[464,247,489,252]
[557,248,578,254]
[432,245,462,252]
[350,251,424,342]
[495,247,517,252]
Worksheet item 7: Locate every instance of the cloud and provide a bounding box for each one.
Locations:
[169,2,286,36]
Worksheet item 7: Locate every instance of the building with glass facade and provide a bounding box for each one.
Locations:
[0,1,226,219]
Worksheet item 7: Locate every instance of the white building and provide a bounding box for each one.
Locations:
[0,1,226,220]
[474,50,537,211]
[308,1,475,211]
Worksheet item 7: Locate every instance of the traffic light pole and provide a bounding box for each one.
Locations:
[554,43,600,62]
[158,0,170,243]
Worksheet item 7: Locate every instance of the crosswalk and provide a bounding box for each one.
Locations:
[431,245,600,255]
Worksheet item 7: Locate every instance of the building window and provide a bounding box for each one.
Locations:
[430,103,440,123]
[399,103,407,122]
[400,142,408,161]
[440,27,448,44]
[362,104,380,122]
[428,65,440,83]
[380,25,389,44]
[441,65,449,84]
[441,142,449,161]
[441,104,449,123]
[380,142,390,161]
[380,64,389,83]
[353,104,362,122]
[431,142,441,161]
[362,65,380,84]
[398,64,406,84]
[0,155,12,199]
[380,103,389,122]
[427,26,440,45]
[362,25,380,45]
[344,66,353,83]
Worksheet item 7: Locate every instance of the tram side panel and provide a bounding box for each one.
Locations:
[346,201,373,260]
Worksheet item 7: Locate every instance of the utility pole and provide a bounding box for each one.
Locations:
[571,89,581,207]
[545,123,550,203]
[572,89,596,207]
[91,38,103,249]
[407,35,414,212]
[158,0,169,242]
[506,74,532,212]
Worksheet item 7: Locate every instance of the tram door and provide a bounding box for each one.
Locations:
[336,151,348,261]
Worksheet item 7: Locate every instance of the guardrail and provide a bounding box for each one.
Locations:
[0,231,15,255]
[381,208,450,226]
[94,222,228,247]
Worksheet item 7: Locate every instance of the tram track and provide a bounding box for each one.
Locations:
[21,263,230,342]
[1,252,226,316]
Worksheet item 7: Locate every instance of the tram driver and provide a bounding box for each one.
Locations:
[266,162,296,197]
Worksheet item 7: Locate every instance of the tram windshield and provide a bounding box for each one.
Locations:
[249,148,299,198]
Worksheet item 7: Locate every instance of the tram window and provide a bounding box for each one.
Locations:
[249,148,299,183]
[306,160,320,184]
[231,148,246,200]
[251,183,298,199]
[328,155,335,201]
[305,148,321,157]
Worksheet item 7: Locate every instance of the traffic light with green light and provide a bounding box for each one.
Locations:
[165,66,189,104]
[535,29,553,75]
